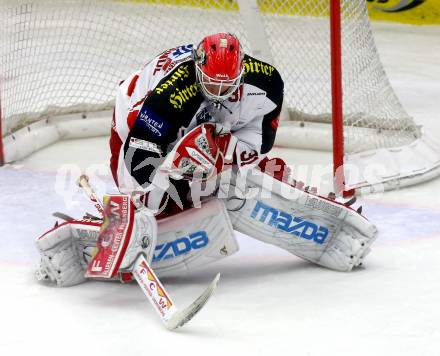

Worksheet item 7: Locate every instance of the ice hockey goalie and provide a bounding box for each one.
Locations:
[35,33,377,288]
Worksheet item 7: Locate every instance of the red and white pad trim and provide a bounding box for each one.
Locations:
[86,195,135,279]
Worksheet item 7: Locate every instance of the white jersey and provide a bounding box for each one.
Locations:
[109,44,284,210]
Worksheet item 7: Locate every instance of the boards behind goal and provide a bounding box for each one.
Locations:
[1,0,439,195]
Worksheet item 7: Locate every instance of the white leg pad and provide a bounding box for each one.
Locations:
[152,198,239,276]
[224,169,378,271]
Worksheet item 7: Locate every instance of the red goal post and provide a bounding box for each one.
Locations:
[329,0,346,195]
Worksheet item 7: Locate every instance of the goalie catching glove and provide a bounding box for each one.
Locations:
[161,123,237,181]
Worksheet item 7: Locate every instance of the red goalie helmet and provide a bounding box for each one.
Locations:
[193,33,244,102]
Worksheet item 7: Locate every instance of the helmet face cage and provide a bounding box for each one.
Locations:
[193,33,244,102]
[195,65,244,102]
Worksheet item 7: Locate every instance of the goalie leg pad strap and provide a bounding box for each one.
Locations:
[225,169,378,271]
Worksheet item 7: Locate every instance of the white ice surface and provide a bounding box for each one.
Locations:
[1,23,440,356]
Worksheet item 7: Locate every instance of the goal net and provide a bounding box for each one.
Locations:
[1,0,439,194]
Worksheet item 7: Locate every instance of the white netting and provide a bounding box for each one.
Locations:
[0,0,419,156]
[260,0,418,153]
[0,0,249,133]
